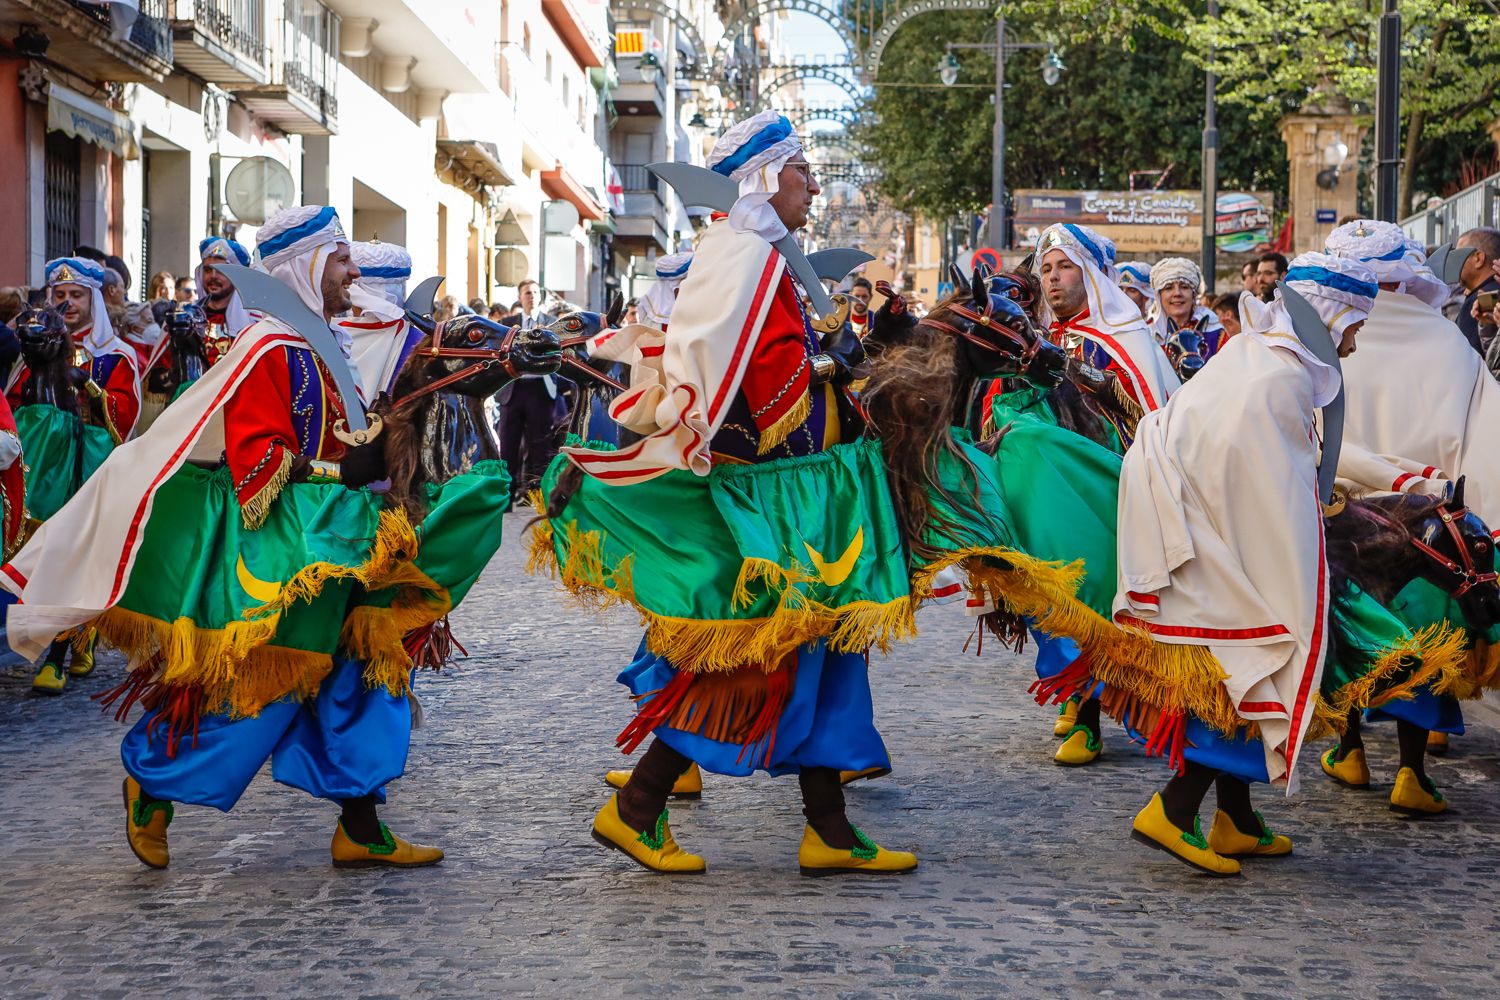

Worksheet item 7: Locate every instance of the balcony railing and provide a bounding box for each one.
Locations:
[281,0,338,121]
[193,0,266,65]
[617,164,659,195]
[68,0,175,63]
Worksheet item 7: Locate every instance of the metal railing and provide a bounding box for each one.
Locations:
[68,0,174,62]
[1400,172,1500,247]
[194,0,266,65]
[617,164,659,194]
[281,0,338,121]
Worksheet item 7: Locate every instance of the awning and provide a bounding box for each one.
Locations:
[541,165,605,222]
[47,83,139,160]
[436,139,515,189]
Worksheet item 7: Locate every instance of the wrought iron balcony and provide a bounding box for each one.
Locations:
[234,0,339,134]
[172,0,269,85]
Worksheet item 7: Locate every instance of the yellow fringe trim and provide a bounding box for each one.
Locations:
[89,605,335,719]
[756,389,812,455]
[527,515,918,673]
[88,508,444,715]
[1311,622,1471,738]
[239,450,295,531]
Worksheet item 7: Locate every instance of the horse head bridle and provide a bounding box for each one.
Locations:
[919,300,1049,369]
[1411,500,1498,598]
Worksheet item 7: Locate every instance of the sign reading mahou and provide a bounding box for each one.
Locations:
[1013,189,1273,255]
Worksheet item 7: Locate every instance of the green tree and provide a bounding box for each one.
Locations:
[858,5,1288,224]
[1160,0,1500,215]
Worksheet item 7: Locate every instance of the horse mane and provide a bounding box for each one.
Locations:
[376,372,431,522]
[1325,492,1443,602]
[860,288,1007,565]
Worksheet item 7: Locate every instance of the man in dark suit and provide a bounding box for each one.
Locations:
[495,279,560,501]
[1456,227,1500,355]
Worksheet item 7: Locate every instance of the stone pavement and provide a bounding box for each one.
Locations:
[3,536,1500,999]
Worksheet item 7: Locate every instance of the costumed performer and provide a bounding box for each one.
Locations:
[1100,253,1377,876]
[194,235,258,362]
[549,111,910,876]
[1318,219,1500,805]
[1,206,448,870]
[1147,256,1225,370]
[13,258,141,692]
[1116,261,1153,318]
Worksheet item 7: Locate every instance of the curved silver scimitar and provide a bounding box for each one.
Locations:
[1424,242,1476,286]
[647,161,839,321]
[404,275,445,318]
[1278,280,1343,505]
[216,263,370,432]
[808,248,875,285]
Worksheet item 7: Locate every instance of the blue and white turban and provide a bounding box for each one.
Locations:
[196,236,256,335]
[349,240,412,319]
[1285,251,1378,340]
[1117,261,1153,298]
[1325,218,1448,308]
[639,251,694,329]
[1032,223,1143,330]
[45,255,120,356]
[708,111,804,242]
[254,204,349,317]
[199,237,251,268]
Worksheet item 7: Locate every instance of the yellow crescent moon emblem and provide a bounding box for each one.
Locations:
[803,526,864,587]
[236,555,284,604]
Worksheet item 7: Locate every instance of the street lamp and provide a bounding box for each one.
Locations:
[938,18,1059,249]
[938,52,961,87]
[637,52,662,84]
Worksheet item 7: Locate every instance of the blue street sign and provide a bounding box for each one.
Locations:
[1316,209,1337,223]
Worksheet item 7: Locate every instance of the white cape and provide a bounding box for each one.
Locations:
[1339,290,1500,526]
[563,220,785,485]
[1,320,303,659]
[1114,333,1330,789]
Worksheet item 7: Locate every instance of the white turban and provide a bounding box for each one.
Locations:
[1150,257,1202,293]
[349,240,412,321]
[254,205,351,353]
[638,251,694,329]
[1031,223,1138,328]
[1117,261,1153,298]
[708,111,803,243]
[1324,218,1448,308]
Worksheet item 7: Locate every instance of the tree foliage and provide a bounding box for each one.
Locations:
[1158,0,1500,213]
[858,4,1288,223]
[857,0,1500,221]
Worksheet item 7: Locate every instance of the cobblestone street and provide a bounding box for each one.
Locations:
[4,535,1500,998]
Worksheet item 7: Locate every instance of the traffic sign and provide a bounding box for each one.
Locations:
[971,247,1001,272]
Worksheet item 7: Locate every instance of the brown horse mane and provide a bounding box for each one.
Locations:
[1325,492,1446,603]
[859,287,1008,566]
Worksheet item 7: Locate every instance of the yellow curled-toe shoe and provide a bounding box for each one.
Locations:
[69,631,98,677]
[798,824,917,877]
[591,794,705,874]
[32,659,67,695]
[1130,793,1240,877]
[1207,809,1293,858]
[1426,731,1450,756]
[1052,698,1081,737]
[122,776,171,869]
[839,766,892,785]
[603,762,703,800]
[1054,725,1101,766]
[1320,747,1371,789]
[1390,767,1447,816]
[330,822,444,868]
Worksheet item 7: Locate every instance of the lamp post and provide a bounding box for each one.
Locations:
[1201,0,1218,293]
[939,14,1060,249]
[1374,0,1402,221]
